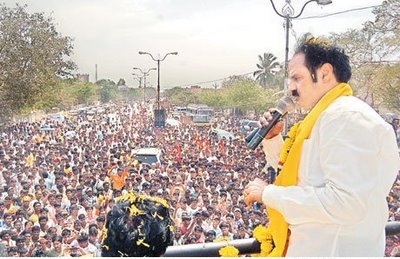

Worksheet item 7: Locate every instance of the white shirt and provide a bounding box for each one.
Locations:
[262,96,400,257]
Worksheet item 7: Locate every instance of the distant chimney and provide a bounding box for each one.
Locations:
[95,64,98,82]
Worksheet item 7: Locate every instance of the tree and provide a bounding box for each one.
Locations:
[71,81,97,105]
[96,79,117,103]
[165,87,198,106]
[375,63,400,112]
[224,78,277,114]
[199,88,227,109]
[253,52,281,88]
[117,78,126,86]
[0,4,75,118]
[368,0,400,56]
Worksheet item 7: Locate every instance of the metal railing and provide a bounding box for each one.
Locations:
[164,221,400,257]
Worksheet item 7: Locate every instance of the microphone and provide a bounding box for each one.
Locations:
[246,96,295,150]
[245,128,258,144]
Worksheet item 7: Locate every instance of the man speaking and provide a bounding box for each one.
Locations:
[244,35,400,256]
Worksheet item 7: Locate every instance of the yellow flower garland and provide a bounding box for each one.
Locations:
[252,225,273,256]
[214,236,231,243]
[219,246,239,257]
[278,122,300,166]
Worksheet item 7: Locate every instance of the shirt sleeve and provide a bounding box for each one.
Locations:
[262,111,400,225]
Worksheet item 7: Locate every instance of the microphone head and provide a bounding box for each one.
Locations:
[275,96,295,114]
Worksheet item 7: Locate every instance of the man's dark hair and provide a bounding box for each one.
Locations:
[33,249,46,257]
[7,246,18,254]
[17,247,28,254]
[294,34,352,83]
[96,215,105,222]
[101,191,173,257]
[38,215,48,222]
[77,234,89,243]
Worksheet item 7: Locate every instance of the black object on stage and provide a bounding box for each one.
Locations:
[154,109,166,128]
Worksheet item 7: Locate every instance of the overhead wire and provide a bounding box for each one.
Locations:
[296,4,382,20]
[166,4,388,89]
[165,72,254,88]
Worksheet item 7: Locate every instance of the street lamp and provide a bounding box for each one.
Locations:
[138,51,178,109]
[133,67,157,103]
[269,0,332,94]
[269,0,332,135]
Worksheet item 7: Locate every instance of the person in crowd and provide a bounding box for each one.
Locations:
[0,96,397,256]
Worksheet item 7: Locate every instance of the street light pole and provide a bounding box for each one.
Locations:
[138,51,178,110]
[133,67,156,104]
[157,59,160,109]
[269,0,333,94]
[269,0,332,134]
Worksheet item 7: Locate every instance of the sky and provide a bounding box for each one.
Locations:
[3,0,383,89]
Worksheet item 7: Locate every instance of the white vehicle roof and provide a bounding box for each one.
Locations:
[131,147,161,155]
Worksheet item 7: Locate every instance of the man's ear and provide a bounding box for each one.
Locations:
[319,63,333,82]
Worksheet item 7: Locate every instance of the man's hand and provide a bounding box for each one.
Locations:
[259,109,284,139]
[243,178,268,206]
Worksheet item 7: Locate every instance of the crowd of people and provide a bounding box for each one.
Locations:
[0,101,398,257]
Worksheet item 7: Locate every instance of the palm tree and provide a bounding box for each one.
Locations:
[253,52,281,88]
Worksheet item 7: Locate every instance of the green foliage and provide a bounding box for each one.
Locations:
[0,4,76,118]
[117,78,126,86]
[253,52,281,88]
[329,0,400,111]
[166,78,280,115]
[164,87,198,106]
[71,82,97,105]
[375,64,400,112]
[223,78,277,114]
[96,79,117,103]
[198,89,227,109]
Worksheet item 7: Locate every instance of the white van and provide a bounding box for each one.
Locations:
[131,148,162,165]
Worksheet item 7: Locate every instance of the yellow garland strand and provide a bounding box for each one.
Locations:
[102,228,108,244]
[252,225,273,257]
[169,225,174,232]
[136,238,150,248]
[219,246,239,257]
[129,204,144,216]
[214,236,231,243]
[278,122,300,165]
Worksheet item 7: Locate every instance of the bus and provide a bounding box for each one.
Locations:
[182,104,214,126]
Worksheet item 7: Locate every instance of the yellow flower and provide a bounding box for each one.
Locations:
[279,122,300,165]
[260,241,273,256]
[213,236,230,243]
[129,204,144,216]
[252,225,272,243]
[307,37,332,48]
[252,225,274,257]
[219,246,239,257]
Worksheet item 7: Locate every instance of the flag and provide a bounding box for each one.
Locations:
[175,143,182,165]
[219,138,225,156]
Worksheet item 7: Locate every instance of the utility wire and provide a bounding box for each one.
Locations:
[296,4,381,20]
[353,60,400,65]
[166,72,254,88]
[166,5,389,89]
